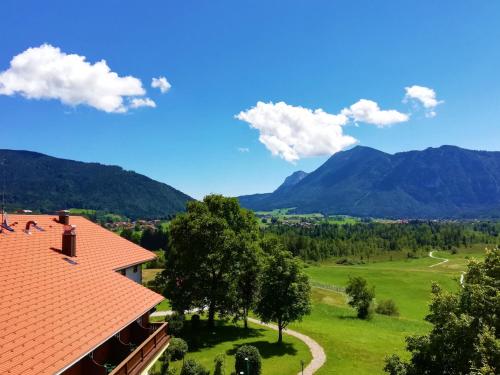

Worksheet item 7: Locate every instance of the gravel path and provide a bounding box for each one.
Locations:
[247,317,326,375]
[150,310,326,374]
[428,251,465,287]
[428,251,449,267]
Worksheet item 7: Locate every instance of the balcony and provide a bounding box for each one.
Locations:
[62,320,169,375]
[108,322,170,375]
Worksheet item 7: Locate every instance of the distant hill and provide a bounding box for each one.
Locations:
[238,145,500,219]
[0,149,192,219]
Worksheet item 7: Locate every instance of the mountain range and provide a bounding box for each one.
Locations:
[238,145,500,219]
[0,149,192,219]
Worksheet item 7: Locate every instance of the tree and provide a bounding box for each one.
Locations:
[156,195,260,327]
[384,248,500,375]
[345,276,375,319]
[234,240,263,329]
[256,238,311,344]
[235,345,261,375]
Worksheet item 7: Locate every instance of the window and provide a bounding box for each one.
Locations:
[133,265,138,273]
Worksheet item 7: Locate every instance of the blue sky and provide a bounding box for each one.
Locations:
[1,1,500,199]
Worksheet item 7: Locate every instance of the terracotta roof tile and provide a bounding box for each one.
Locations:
[0,215,164,375]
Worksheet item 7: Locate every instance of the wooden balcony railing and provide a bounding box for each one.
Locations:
[109,322,169,375]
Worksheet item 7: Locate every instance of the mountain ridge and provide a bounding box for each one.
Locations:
[0,149,192,219]
[238,145,500,218]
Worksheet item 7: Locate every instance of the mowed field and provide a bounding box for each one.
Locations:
[287,247,487,374]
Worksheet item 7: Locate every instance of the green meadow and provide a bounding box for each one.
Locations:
[149,246,487,374]
[288,246,487,374]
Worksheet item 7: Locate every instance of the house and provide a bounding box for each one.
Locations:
[0,211,169,375]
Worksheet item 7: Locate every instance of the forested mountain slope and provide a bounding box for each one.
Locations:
[239,146,500,218]
[0,149,192,218]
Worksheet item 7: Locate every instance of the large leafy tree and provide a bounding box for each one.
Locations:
[256,238,312,344]
[156,195,259,327]
[233,240,263,329]
[385,248,500,375]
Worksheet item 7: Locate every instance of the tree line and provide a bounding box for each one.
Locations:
[264,221,500,261]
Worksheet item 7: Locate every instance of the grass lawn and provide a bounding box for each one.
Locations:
[143,268,163,285]
[151,318,311,375]
[290,246,487,374]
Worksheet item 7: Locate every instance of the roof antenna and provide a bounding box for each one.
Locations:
[0,157,4,234]
[0,158,13,233]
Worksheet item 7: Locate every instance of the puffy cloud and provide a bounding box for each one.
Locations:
[0,44,153,113]
[341,99,409,127]
[404,85,443,117]
[130,97,156,109]
[235,101,356,163]
[151,76,171,93]
[237,87,442,162]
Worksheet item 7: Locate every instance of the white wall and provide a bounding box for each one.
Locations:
[119,264,143,283]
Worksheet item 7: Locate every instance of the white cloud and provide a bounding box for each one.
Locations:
[130,97,156,109]
[151,76,171,94]
[235,101,356,163]
[0,44,154,113]
[404,85,443,117]
[238,147,250,153]
[341,99,409,127]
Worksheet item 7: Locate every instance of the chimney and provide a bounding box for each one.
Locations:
[62,225,76,257]
[58,210,70,225]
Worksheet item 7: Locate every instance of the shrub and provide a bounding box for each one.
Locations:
[180,359,209,375]
[166,312,185,336]
[235,345,261,375]
[166,337,188,361]
[376,299,399,316]
[158,352,171,375]
[213,353,225,375]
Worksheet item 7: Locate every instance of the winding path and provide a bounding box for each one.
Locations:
[247,317,326,375]
[428,251,449,268]
[428,251,465,286]
[149,310,326,374]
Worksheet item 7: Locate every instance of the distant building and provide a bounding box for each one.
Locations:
[0,212,169,375]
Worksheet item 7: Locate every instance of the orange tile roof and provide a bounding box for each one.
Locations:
[0,215,164,375]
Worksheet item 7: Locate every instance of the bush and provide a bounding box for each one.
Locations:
[166,312,185,336]
[159,352,170,375]
[235,345,261,375]
[180,359,209,375]
[376,299,399,316]
[166,337,188,361]
[213,353,225,375]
